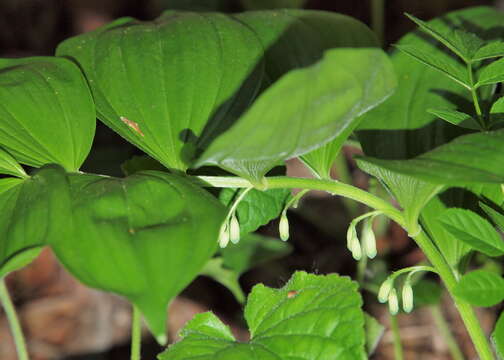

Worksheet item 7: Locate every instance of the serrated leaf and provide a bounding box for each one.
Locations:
[427,108,480,129]
[160,271,365,360]
[480,202,504,231]
[0,165,70,278]
[493,312,504,358]
[0,57,95,171]
[197,48,396,181]
[49,171,226,338]
[396,44,469,88]
[364,313,384,356]
[476,57,504,87]
[0,148,27,178]
[219,188,291,235]
[473,41,504,61]
[453,270,504,307]
[358,130,504,185]
[57,12,264,173]
[439,208,504,257]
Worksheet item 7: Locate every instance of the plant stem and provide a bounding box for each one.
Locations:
[196,175,404,227]
[390,314,404,360]
[371,0,385,46]
[0,278,29,360]
[413,231,494,360]
[430,305,465,360]
[130,305,142,360]
[467,63,484,127]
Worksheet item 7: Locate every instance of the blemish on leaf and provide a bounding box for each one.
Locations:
[120,116,145,137]
[128,228,135,234]
[287,290,298,298]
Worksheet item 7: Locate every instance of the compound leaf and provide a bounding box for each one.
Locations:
[453,270,504,307]
[427,109,479,130]
[476,57,504,87]
[0,57,95,171]
[439,208,504,257]
[473,41,504,61]
[159,271,365,360]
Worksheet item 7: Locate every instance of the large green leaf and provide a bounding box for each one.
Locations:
[57,12,264,172]
[219,187,291,235]
[359,129,504,185]
[480,202,504,231]
[439,208,504,257]
[159,271,365,360]
[48,171,226,339]
[0,165,70,278]
[0,148,27,178]
[493,312,504,358]
[197,48,396,181]
[0,57,95,171]
[453,270,504,307]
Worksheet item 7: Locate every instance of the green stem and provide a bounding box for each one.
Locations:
[413,231,494,360]
[371,0,385,46]
[467,63,484,127]
[390,314,404,360]
[196,176,404,227]
[0,278,29,360]
[430,305,465,360]
[131,305,142,360]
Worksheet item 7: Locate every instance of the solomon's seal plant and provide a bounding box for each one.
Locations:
[0,5,502,360]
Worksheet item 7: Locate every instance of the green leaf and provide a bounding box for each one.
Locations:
[364,313,384,356]
[439,208,504,257]
[412,279,443,307]
[197,48,396,181]
[220,233,292,275]
[356,160,443,228]
[480,202,504,231]
[473,41,504,61]
[427,109,480,130]
[493,312,504,358]
[57,12,264,173]
[121,155,166,176]
[0,165,70,278]
[200,257,246,304]
[0,57,95,171]
[159,271,366,359]
[476,57,504,87]
[49,171,226,338]
[241,0,307,10]
[453,270,504,307]
[396,44,469,88]
[219,188,291,235]
[0,148,27,178]
[358,130,504,185]
[404,13,483,62]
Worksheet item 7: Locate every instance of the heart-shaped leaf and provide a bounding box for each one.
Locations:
[0,57,95,171]
[439,208,504,257]
[57,12,264,172]
[0,165,70,278]
[159,271,365,359]
[48,171,226,338]
[453,270,504,307]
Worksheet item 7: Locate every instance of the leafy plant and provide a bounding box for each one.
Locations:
[0,5,503,360]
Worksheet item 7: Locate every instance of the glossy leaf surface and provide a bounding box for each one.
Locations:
[453,270,504,307]
[49,171,226,338]
[57,12,264,172]
[0,57,95,171]
[439,208,504,257]
[159,271,365,360]
[359,130,504,185]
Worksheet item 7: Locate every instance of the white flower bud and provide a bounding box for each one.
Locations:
[402,282,414,313]
[362,218,377,259]
[229,214,240,244]
[388,288,399,315]
[350,239,362,261]
[218,222,230,248]
[279,213,290,241]
[346,224,357,250]
[378,277,394,303]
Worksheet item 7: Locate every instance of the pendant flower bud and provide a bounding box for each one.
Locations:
[402,282,414,313]
[378,277,394,303]
[279,212,290,241]
[361,217,377,259]
[218,222,230,248]
[388,288,399,315]
[229,214,240,244]
[346,224,357,250]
